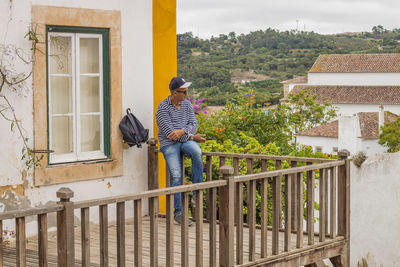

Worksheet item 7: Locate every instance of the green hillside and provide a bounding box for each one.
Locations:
[177,26,400,106]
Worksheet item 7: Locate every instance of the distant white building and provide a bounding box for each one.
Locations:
[286,54,400,155]
[281,76,308,101]
[296,111,398,156]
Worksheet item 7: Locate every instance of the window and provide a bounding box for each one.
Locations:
[33,6,123,186]
[315,146,323,153]
[47,26,110,164]
[332,147,339,153]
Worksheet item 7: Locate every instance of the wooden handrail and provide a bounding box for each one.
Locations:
[153,149,336,163]
[74,180,227,209]
[0,204,64,220]
[202,151,336,163]
[233,160,345,183]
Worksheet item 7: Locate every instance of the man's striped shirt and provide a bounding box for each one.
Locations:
[156,97,198,148]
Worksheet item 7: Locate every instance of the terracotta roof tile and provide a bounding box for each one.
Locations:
[309,54,400,73]
[297,112,399,139]
[297,120,338,138]
[358,112,398,139]
[291,85,400,104]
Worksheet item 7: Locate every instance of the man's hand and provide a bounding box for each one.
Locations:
[168,129,185,141]
[193,134,206,143]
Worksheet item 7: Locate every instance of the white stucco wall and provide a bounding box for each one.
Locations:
[297,114,389,157]
[360,139,387,156]
[334,104,400,116]
[0,0,154,229]
[296,136,338,154]
[350,152,400,266]
[308,72,400,85]
[338,115,361,155]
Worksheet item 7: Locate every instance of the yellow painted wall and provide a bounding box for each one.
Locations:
[153,0,177,214]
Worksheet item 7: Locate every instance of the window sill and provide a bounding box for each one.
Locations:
[48,157,112,166]
[34,157,122,186]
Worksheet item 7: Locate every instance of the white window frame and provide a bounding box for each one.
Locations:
[315,146,323,153]
[48,32,106,164]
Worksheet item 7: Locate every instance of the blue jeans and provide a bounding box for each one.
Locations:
[160,141,203,215]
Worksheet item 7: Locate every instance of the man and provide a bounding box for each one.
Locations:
[156,77,206,226]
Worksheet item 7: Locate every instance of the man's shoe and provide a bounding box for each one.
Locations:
[191,197,196,208]
[174,213,193,226]
[190,197,196,220]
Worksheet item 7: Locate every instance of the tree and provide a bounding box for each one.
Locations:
[281,90,337,137]
[379,117,400,152]
[372,25,385,35]
[219,34,228,40]
[177,32,193,41]
[228,31,236,43]
[197,91,337,153]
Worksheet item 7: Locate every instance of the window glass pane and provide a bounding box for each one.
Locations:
[49,36,72,74]
[81,115,101,152]
[80,76,100,113]
[51,116,73,154]
[80,38,99,73]
[50,76,72,114]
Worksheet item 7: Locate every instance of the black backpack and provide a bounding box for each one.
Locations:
[119,108,149,148]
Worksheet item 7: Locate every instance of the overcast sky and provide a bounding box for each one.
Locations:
[177,0,400,39]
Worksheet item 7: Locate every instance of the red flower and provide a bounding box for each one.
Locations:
[217,128,223,132]
[242,116,246,119]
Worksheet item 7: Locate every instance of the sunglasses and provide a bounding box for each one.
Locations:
[176,90,187,94]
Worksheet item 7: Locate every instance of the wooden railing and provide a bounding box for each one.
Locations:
[0,139,350,267]
[0,188,73,267]
[73,179,228,267]
[148,139,351,266]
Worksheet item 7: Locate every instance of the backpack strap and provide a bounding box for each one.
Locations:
[126,113,143,147]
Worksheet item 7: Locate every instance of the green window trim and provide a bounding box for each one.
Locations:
[46,25,111,163]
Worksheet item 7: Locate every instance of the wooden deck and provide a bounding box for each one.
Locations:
[0,148,349,266]
[3,216,345,267]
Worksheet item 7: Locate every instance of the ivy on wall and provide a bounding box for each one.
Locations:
[0,26,43,169]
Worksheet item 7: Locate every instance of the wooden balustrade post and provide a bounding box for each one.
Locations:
[56,188,75,267]
[147,138,159,190]
[219,165,234,267]
[337,150,350,238]
[272,160,282,255]
[147,138,159,228]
